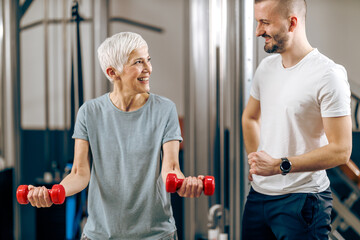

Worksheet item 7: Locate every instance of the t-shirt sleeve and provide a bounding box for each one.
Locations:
[250,62,262,101]
[318,65,351,118]
[72,103,89,141]
[162,104,183,144]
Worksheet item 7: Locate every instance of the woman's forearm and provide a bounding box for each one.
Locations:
[60,168,90,197]
[161,163,184,185]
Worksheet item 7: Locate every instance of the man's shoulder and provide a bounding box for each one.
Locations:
[310,49,344,71]
[259,54,281,66]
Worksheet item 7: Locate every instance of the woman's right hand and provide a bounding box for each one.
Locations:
[177,176,204,198]
[27,185,53,208]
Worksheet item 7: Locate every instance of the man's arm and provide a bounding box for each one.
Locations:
[242,96,261,154]
[248,115,352,176]
[289,115,352,172]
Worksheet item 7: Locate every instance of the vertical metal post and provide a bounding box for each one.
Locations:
[208,0,219,207]
[91,0,96,99]
[93,0,109,96]
[184,0,196,239]
[0,0,4,159]
[3,0,21,238]
[62,0,69,165]
[186,0,254,239]
[239,0,254,237]
[186,0,211,238]
[44,0,51,171]
[230,0,242,238]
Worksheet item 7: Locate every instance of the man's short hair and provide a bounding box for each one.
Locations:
[255,0,307,20]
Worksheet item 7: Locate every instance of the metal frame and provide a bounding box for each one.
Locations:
[352,93,360,130]
[3,0,21,239]
[186,0,211,238]
[0,0,4,159]
[331,167,360,237]
[186,0,253,239]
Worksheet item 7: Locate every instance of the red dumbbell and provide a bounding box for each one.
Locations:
[166,173,215,196]
[16,184,66,205]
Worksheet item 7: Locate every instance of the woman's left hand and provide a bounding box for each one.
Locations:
[177,175,204,198]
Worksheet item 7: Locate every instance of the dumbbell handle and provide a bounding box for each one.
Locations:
[16,184,66,205]
[166,173,215,196]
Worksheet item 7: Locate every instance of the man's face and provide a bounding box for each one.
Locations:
[255,1,289,53]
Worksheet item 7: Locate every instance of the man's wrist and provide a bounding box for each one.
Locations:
[273,158,282,175]
[280,157,292,175]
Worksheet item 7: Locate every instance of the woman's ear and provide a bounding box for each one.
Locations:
[288,16,298,32]
[106,67,117,81]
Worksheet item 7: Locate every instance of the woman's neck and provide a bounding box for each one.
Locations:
[109,90,149,112]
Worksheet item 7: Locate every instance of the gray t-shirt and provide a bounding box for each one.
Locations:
[73,93,183,239]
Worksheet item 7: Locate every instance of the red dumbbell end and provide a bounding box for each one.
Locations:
[203,176,215,196]
[166,173,178,193]
[49,184,66,204]
[16,185,29,204]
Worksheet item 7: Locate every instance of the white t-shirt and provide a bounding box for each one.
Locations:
[250,49,351,195]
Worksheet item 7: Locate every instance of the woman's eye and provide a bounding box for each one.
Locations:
[147,58,151,62]
[134,60,142,64]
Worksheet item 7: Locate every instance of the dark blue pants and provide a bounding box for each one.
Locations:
[242,187,333,240]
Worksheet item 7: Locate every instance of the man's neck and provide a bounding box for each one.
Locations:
[281,41,313,68]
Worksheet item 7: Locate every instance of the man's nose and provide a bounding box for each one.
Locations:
[255,24,265,37]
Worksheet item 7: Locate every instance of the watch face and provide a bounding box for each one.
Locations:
[282,161,291,170]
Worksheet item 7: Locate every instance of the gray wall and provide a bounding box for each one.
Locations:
[19,0,185,130]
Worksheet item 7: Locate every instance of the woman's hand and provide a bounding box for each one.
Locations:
[27,185,53,208]
[177,175,204,198]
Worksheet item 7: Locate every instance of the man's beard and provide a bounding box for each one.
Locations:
[263,31,289,53]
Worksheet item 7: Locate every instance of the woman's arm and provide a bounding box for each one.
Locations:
[60,138,91,196]
[27,139,91,208]
[161,140,203,198]
[161,140,184,182]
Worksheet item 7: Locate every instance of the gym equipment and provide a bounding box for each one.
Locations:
[328,159,360,239]
[166,173,215,196]
[16,184,66,205]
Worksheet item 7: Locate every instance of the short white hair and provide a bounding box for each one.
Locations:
[97,32,148,82]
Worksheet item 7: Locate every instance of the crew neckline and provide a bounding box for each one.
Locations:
[106,92,152,114]
[280,48,318,70]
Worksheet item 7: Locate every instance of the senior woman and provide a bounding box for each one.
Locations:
[26,32,204,239]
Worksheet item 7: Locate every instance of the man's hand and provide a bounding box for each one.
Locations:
[248,151,281,181]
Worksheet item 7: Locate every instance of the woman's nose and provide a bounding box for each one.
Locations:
[143,62,152,73]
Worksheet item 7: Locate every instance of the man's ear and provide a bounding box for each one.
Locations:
[288,16,298,32]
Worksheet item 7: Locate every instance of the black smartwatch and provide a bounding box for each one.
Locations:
[280,157,292,176]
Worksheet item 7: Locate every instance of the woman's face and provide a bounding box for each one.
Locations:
[118,45,152,94]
